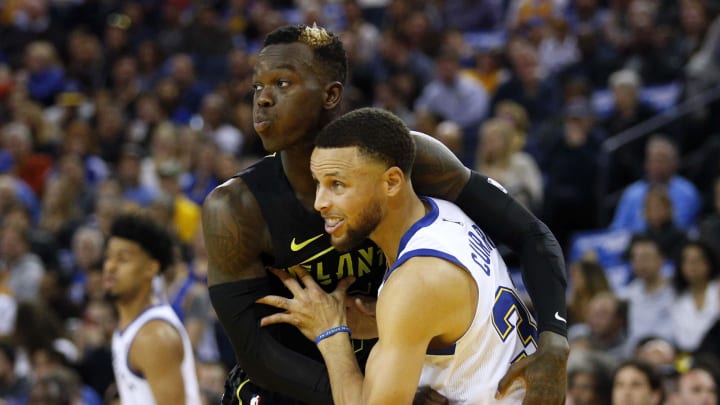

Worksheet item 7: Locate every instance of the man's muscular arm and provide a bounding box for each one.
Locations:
[203,178,333,404]
[411,132,568,404]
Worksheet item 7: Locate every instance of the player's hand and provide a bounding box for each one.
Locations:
[413,386,449,405]
[257,267,356,341]
[495,331,568,405]
[345,295,377,339]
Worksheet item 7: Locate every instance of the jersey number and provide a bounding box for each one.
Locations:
[491,287,538,362]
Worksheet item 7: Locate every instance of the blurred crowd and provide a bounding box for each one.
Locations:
[0,0,719,404]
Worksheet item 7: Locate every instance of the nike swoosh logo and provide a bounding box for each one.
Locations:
[300,247,335,264]
[554,312,567,323]
[290,234,324,251]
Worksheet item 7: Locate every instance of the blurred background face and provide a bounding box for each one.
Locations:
[586,294,618,338]
[612,85,638,112]
[644,192,672,228]
[569,371,601,405]
[612,366,660,405]
[680,245,710,286]
[676,369,717,405]
[645,141,677,183]
[630,241,663,281]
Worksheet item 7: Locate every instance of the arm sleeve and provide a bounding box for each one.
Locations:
[454,171,568,336]
[209,278,333,404]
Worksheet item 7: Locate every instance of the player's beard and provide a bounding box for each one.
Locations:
[332,199,382,253]
[104,291,119,302]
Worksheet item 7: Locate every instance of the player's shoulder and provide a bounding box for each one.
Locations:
[203,175,261,218]
[130,319,185,369]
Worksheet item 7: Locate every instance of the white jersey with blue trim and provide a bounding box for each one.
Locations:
[111,304,202,405]
[379,197,537,404]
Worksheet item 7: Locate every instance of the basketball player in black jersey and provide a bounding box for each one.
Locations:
[203,24,568,405]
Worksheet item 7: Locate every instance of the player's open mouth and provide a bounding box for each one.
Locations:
[323,217,343,234]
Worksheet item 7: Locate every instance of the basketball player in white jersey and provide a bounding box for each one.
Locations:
[257,107,544,404]
[104,214,202,405]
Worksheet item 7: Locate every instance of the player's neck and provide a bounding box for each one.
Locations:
[372,192,427,266]
[117,293,157,330]
[281,143,317,210]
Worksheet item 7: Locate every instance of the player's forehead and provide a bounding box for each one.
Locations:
[254,43,315,75]
[311,146,364,175]
[105,237,143,255]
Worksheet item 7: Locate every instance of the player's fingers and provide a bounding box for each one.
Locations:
[256,295,292,310]
[268,268,305,295]
[335,276,356,295]
[259,312,297,327]
[495,357,529,399]
[288,265,321,290]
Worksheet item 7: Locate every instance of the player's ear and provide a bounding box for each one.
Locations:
[148,259,161,277]
[323,81,343,109]
[384,166,404,197]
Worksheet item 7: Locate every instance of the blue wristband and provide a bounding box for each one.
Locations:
[315,326,351,345]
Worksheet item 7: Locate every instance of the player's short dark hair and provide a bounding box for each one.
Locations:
[315,107,416,175]
[110,214,174,273]
[263,24,347,84]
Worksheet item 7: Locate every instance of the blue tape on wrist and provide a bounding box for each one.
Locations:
[315,325,351,345]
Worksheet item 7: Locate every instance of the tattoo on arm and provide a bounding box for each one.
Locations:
[203,180,268,285]
[410,131,470,200]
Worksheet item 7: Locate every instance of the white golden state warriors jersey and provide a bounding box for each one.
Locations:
[380,197,537,404]
[111,304,201,405]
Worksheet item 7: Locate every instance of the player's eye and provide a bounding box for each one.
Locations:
[277,79,290,88]
[251,83,263,92]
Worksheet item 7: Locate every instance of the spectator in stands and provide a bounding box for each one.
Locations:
[567,349,614,405]
[610,135,701,232]
[618,0,683,84]
[139,122,181,193]
[182,139,221,206]
[569,291,628,360]
[372,29,435,104]
[94,103,127,166]
[109,55,143,113]
[23,41,66,107]
[700,176,720,248]
[641,185,688,259]
[634,337,678,378]
[414,45,489,133]
[462,42,508,97]
[1,121,52,197]
[491,39,561,126]
[611,358,665,405]
[670,360,719,405]
[568,259,612,326]
[116,143,157,207]
[601,69,657,193]
[476,117,544,213]
[671,240,720,353]
[0,224,45,302]
[0,342,30,403]
[541,97,604,248]
[166,53,212,124]
[37,176,84,249]
[197,92,245,156]
[127,92,171,148]
[156,160,201,245]
[619,235,675,351]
